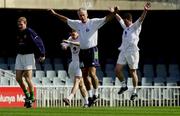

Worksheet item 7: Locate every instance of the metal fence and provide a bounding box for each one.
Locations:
[35,86,180,107]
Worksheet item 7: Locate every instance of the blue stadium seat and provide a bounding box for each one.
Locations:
[54,64,64,71]
[154,77,165,86]
[53,78,65,85]
[168,64,180,78]
[7,57,15,65]
[57,70,68,82]
[0,77,10,85]
[141,77,153,86]
[35,70,45,78]
[44,64,53,71]
[156,64,167,77]
[0,64,8,70]
[103,77,113,86]
[0,57,6,64]
[32,77,42,86]
[42,78,53,86]
[115,77,121,86]
[143,64,154,78]
[36,64,42,70]
[53,58,63,64]
[46,70,56,78]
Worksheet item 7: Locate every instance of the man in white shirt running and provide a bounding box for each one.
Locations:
[61,30,89,108]
[49,7,117,106]
[114,2,151,100]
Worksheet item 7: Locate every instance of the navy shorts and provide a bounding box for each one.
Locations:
[79,46,99,68]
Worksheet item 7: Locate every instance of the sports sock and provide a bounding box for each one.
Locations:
[83,96,89,105]
[23,89,30,98]
[30,91,34,100]
[88,90,93,98]
[121,81,127,87]
[93,89,98,97]
[67,93,74,100]
[133,88,137,94]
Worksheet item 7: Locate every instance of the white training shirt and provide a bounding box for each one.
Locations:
[118,18,142,52]
[63,37,80,62]
[67,18,106,49]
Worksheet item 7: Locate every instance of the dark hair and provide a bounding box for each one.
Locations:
[71,29,76,33]
[123,13,132,21]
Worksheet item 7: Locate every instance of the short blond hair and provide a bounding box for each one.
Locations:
[18,17,27,24]
[77,7,88,15]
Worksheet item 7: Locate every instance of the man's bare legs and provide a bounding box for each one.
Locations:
[115,64,128,94]
[16,70,29,98]
[63,76,89,107]
[82,67,99,106]
[23,70,35,101]
[129,69,138,100]
[16,69,34,108]
[115,64,138,100]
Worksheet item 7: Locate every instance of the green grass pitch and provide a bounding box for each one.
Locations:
[0,107,180,116]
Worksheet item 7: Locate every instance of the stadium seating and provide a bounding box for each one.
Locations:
[0,77,10,85]
[35,70,45,78]
[143,64,154,78]
[115,77,121,86]
[103,77,113,86]
[0,57,5,64]
[57,70,68,82]
[44,64,53,71]
[32,77,42,86]
[54,64,64,71]
[141,77,153,86]
[168,64,180,78]
[156,64,167,77]
[46,70,56,78]
[42,78,53,86]
[53,78,65,85]
[0,64,8,70]
[0,57,179,87]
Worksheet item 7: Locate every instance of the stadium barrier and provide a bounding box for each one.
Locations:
[35,86,180,107]
[0,86,179,107]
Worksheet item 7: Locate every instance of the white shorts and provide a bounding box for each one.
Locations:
[68,61,82,79]
[117,51,139,69]
[15,54,36,70]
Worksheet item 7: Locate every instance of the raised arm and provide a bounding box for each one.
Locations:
[105,6,119,22]
[115,13,122,21]
[114,7,126,29]
[63,40,80,46]
[139,2,151,23]
[49,9,68,23]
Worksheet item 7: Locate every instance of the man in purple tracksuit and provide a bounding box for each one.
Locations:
[15,17,45,108]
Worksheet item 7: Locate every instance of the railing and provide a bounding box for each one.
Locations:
[35,86,180,107]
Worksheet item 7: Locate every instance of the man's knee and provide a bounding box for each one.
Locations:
[129,69,136,75]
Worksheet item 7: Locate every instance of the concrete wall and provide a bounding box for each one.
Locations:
[0,0,179,10]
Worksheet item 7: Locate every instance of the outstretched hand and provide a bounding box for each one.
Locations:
[108,6,119,13]
[39,56,45,63]
[49,9,56,15]
[114,6,119,13]
[144,2,151,10]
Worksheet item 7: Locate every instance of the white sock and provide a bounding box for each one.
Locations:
[133,88,137,94]
[88,90,93,98]
[83,96,89,105]
[93,89,98,96]
[121,81,126,87]
[67,93,74,100]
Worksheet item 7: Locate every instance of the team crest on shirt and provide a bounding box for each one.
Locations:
[86,28,90,32]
